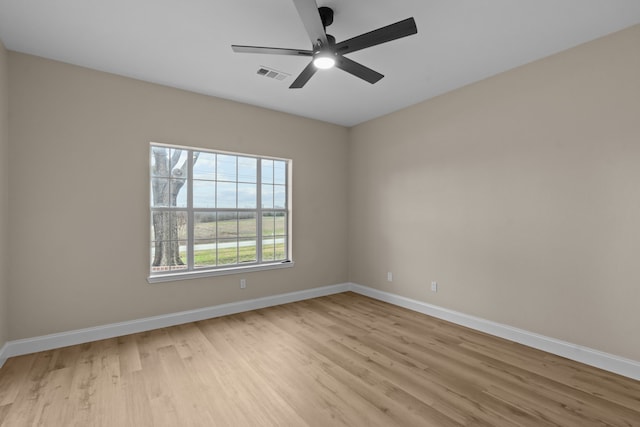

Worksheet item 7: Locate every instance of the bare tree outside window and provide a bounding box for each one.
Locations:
[150,147,199,269]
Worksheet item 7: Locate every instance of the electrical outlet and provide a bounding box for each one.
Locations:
[240,279,246,289]
[431,281,438,292]
[387,272,393,282]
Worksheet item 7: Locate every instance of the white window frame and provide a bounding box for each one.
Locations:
[148,142,293,283]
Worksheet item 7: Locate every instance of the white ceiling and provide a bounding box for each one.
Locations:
[1,0,639,127]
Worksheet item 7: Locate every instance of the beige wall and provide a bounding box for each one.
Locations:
[0,40,8,348]
[8,53,349,340]
[4,24,640,365]
[349,25,640,361]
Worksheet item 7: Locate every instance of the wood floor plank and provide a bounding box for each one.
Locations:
[155,344,218,427]
[116,334,143,374]
[29,366,74,426]
[0,350,61,426]
[120,370,155,427]
[0,404,10,425]
[0,354,35,406]
[135,330,185,427]
[1,292,639,426]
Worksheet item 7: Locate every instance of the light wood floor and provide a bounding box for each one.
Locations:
[0,292,639,426]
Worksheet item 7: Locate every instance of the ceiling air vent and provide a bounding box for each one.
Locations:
[256,66,290,81]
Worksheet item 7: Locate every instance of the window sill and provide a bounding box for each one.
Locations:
[147,261,294,283]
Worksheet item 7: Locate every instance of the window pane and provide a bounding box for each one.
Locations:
[262,243,275,262]
[274,185,286,209]
[274,160,286,185]
[217,182,236,208]
[274,213,286,236]
[217,212,238,239]
[151,211,187,242]
[193,180,216,208]
[262,214,275,237]
[152,148,189,180]
[217,154,237,182]
[171,149,189,173]
[150,210,188,271]
[175,212,188,240]
[275,240,287,260]
[176,240,189,270]
[193,152,216,180]
[218,239,238,265]
[151,239,188,271]
[172,179,188,208]
[238,183,256,208]
[262,159,274,184]
[194,239,217,268]
[194,212,217,239]
[239,213,257,237]
[151,178,169,207]
[262,184,273,208]
[238,157,257,183]
[150,147,170,177]
[239,238,257,263]
[151,179,188,207]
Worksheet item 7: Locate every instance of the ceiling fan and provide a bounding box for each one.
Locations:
[231,0,418,89]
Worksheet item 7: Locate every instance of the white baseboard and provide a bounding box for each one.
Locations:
[349,283,640,381]
[2,281,639,381]
[0,283,350,367]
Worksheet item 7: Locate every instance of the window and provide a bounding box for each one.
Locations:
[149,143,292,282]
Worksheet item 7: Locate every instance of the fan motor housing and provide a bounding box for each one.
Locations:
[318,7,333,28]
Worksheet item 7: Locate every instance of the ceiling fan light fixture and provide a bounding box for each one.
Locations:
[231,1,418,88]
[313,52,335,69]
